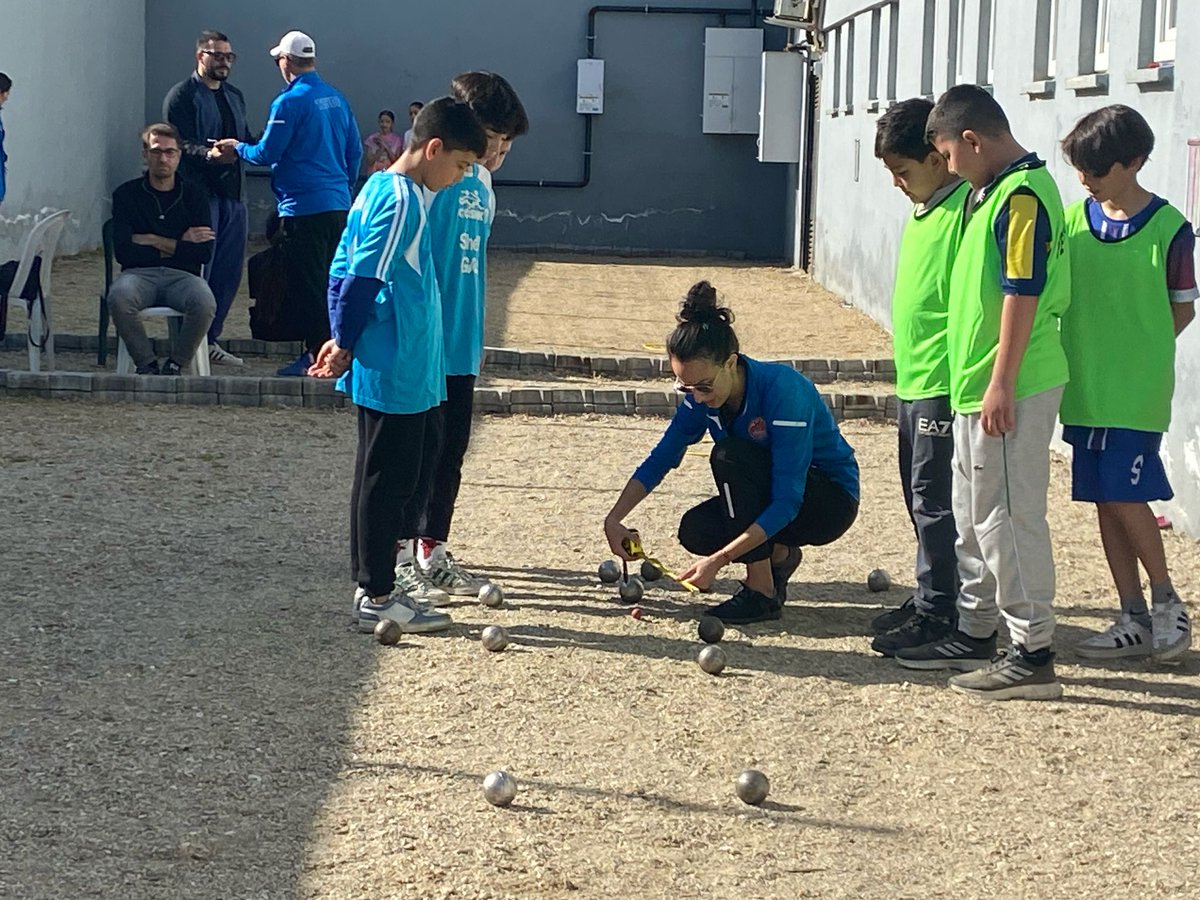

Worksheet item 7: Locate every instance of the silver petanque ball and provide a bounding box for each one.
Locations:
[867,568,892,593]
[640,560,663,582]
[735,769,770,805]
[481,625,509,652]
[618,576,644,603]
[598,560,622,583]
[478,583,504,608]
[697,644,727,675]
[482,770,518,807]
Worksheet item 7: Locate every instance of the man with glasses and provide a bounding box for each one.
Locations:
[214,30,362,376]
[164,30,254,367]
[106,124,216,376]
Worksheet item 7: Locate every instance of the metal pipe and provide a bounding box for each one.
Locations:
[493,4,754,189]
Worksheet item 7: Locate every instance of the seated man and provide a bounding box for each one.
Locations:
[108,123,216,375]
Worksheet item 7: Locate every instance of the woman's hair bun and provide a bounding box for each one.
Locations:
[677,280,735,327]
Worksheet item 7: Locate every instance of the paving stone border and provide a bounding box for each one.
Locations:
[0,368,898,421]
[3,334,896,385]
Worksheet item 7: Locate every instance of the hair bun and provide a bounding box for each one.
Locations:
[677,280,735,327]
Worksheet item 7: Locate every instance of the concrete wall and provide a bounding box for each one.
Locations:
[0,0,147,261]
[806,0,1200,534]
[143,0,791,258]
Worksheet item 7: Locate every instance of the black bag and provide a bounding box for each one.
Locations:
[247,241,302,342]
[0,256,45,343]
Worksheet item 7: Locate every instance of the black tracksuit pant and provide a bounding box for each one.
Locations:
[678,437,858,564]
[278,210,347,354]
[350,404,443,597]
[419,374,476,542]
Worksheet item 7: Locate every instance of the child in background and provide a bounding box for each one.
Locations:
[1059,104,1195,663]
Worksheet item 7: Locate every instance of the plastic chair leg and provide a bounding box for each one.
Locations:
[98,294,110,366]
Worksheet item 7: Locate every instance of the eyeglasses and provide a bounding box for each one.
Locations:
[201,50,237,62]
[673,378,717,395]
[146,147,180,157]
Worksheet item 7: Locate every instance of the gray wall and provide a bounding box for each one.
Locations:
[806,0,1200,535]
[144,0,791,259]
[0,0,146,260]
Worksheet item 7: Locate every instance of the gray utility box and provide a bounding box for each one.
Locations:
[703,28,764,134]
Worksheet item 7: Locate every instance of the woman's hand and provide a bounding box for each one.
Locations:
[604,518,640,561]
[677,553,726,591]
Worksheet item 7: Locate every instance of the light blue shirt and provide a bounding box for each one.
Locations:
[334,172,446,414]
[425,164,495,376]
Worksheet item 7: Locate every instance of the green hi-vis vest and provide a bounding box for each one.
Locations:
[1060,200,1184,432]
[947,162,1070,414]
[891,181,971,401]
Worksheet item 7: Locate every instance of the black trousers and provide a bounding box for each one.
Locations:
[678,437,858,564]
[420,374,476,542]
[350,405,444,597]
[897,396,959,617]
[279,210,347,353]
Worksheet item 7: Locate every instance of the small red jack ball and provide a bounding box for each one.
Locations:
[630,607,644,620]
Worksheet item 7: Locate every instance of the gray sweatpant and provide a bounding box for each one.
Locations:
[953,386,1063,652]
[107,267,216,368]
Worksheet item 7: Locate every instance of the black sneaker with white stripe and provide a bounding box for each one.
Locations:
[948,645,1062,701]
[894,629,996,671]
[871,596,916,635]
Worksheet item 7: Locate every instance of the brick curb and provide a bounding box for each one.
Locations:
[0,368,898,421]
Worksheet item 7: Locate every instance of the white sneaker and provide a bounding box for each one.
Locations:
[394,560,452,606]
[1151,599,1191,662]
[423,551,489,596]
[357,592,453,634]
[352,586,367,623]
[1075,613,1152,660]
[209,342,245,366]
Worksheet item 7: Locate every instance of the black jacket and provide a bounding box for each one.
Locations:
[163,73,254,201]
[111,175,213,276]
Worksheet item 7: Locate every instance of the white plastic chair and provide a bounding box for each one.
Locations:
[7,209,70,372]
[114,307,211,376]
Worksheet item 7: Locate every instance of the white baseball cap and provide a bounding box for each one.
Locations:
[269,31,316,60]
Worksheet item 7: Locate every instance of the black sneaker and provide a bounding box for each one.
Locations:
[948,645,1062,701]
[160,359,183,376]
[871,612,955,657]
[771,546,802,604]
[894,629,996,671]
[135,359,161,376]
[705,584,781,625]
[870,596,916,634]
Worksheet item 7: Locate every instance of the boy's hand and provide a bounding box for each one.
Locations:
[981,381,1016,436]
[603,520,640,561]
[677,554,723,592]
[309,339,351,378]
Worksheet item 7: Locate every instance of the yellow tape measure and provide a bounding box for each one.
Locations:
[622,535,699,592]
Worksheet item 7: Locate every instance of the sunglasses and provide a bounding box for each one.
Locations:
[201,50,237,62]
[673,378,717,395]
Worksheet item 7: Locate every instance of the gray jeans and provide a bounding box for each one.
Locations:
[107,267,216,368]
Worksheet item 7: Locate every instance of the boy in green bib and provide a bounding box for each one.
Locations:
[870,98,972,657]
[1059,105,1195,663]
[895,85,1069,701]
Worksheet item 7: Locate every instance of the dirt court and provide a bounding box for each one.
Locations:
[2,401,1199,900]
[37,248,892,361]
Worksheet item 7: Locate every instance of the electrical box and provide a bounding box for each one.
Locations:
[703,28,764,134]
[577,59,604,114]
[758,50,805,163]
[765,0,815,29]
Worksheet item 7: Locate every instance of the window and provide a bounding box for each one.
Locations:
[946,0,963,88]
[1156,0,1177,61]
[885,2,899,101]
[1047,0,1060,78]
[1033,0,1060,81]
[1095,0,1109,71]
[920,0,935,95]
[831,26,842,113]
[868,7,881,104]
[845,20,856,112]
[977,0,996,86]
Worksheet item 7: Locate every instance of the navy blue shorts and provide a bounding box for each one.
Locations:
[1063,426,1174,503]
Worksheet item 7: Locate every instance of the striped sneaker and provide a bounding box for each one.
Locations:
[948,646,1063,701]
[423,552,489,596]
[894,629,996,671]
[1075,612,1151,660]
[352,586,368,623]
[1151,599,1191,662]
[357,593,453,634]
[394,561,451,606]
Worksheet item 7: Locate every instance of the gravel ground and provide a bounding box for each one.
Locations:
[2,403,1198,899]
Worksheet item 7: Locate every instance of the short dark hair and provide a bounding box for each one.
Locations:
[666,281,739,363]
[926,84,1010,143]
[875,98,936,161]
[409,101,425,110]
[450,71,529,138]
[0,73,12,93]
[197,30,229,48]
[378,109,395,122]
[410,96,488,158]
[142,122,181,147]
[1061,104,1155,178]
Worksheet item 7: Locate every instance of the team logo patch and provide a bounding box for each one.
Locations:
[748,417,767,440]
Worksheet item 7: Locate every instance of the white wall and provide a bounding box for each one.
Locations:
[0,0,146,260]
[805,0,1200,536]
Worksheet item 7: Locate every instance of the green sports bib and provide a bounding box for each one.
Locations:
[1060,200,1183,432]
